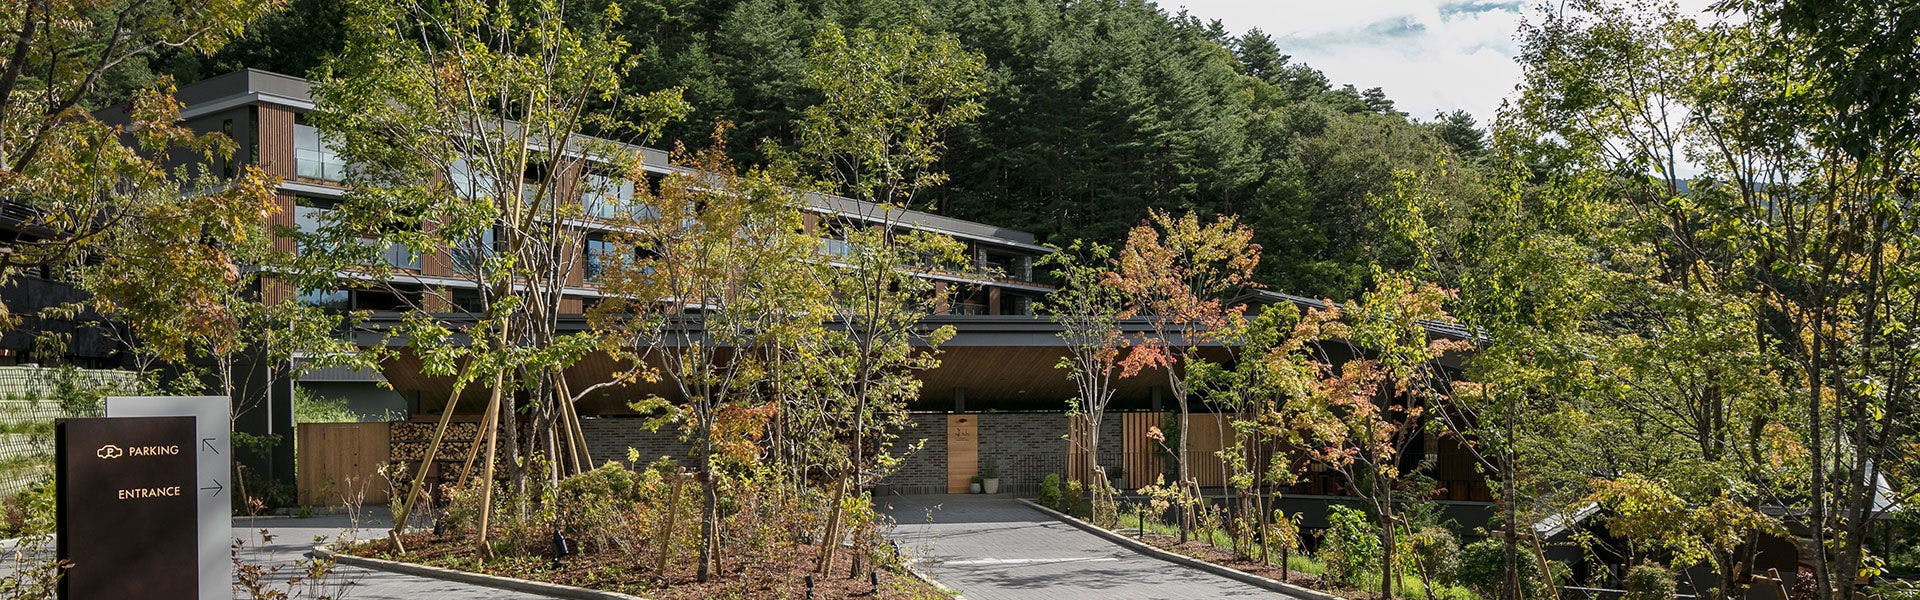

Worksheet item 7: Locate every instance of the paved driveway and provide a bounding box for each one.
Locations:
[234,511,552,600]
[880,495,1292,600]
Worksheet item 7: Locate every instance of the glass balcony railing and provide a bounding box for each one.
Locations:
[821,238,855,258]
[293,124,347,182]
[294,204,418,270]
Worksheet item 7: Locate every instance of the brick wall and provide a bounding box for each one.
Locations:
[977,413,1068,494]
[583,411,1093,497]
[580,417,693,468]
[878,413,947,496]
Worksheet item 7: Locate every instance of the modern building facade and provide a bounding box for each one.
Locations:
[144,69,1497,536]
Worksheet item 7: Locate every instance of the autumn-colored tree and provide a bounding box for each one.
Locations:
[1188,301,1317,563]
[1112,209,1259,542]
[1294,278,1467,600]
[302,0,686,553]
[0,0,287,359]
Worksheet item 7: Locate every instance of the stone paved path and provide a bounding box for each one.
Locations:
[234,511,552,600]
[880,494,1293,600]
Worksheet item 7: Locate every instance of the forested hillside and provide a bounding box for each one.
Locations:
[132,0,1488,300]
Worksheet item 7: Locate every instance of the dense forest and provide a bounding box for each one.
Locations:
[118,0,1484,301]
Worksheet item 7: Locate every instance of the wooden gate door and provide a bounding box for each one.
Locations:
[946,414,978,494]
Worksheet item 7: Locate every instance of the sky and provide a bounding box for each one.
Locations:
[1151,1,1712,127]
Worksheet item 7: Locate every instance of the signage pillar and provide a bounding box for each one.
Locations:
[56,416,199,599]
[106,396,233,600]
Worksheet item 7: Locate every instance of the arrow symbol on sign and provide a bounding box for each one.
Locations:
[202,480,224,497]
[202,438,218,453]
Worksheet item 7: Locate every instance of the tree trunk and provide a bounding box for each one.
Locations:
[816,476,848,574]
[1381,500,1397,600]
[1177,402,1192,543]
[698,432,717,582]
[1505,473,1522,600]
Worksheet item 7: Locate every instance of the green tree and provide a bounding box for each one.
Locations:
[303,0,687,553]
[1506,1,1920,596]
[1040,240,1128,496]
[786,22,980,577]
[590,133,829,582]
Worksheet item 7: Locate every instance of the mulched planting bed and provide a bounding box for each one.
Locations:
[345,531,947,599]
[1136,533,1341,593]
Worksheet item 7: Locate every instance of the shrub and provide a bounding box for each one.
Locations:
[1407,526,1460,585]
[1322,505,1380,587]
[556,462,641,552]
[1453,538,1546,599]
[1,479,55,537]
[1039,473,1062,508]
[1867,580,1920,600]
[1623,563,1677,600]
[435,481,485,537]
[1064,480,1085,517]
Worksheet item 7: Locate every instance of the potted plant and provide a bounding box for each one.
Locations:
[980,459,1001,494]
[969,474,983,494]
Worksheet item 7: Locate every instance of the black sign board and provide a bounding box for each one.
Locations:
[57,416,198,600]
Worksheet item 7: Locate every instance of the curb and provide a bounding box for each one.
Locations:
[898,554,966,600]
[1014,498,1344,600]
[312,542,649,600]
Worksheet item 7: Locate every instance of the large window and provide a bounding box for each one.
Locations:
[979,249,1032,281]
[578,173,635,220]
[452,224,497,274]
[293,122,346,181]
[584,237,619,282]
[294,198,418,270]
[298,288,350,311]
[449,157,500,201]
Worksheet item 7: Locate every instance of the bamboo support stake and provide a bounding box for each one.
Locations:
[553,374,591,475]
[456,392,498,489]
[656,470,687,578]
[474,370,508,557]
[1529,532,1558,600]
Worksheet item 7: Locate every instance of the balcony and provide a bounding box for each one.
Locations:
[293,123,347,182]
[293,204,419,270]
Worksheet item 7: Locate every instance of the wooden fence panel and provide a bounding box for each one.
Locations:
[1121,412,1161,490]
[1181,414,1236,488]
[297,422,392,507]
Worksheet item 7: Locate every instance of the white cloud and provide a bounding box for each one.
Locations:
[1155,0,1716,126]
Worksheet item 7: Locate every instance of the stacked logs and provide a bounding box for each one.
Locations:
[387,420,480,495]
